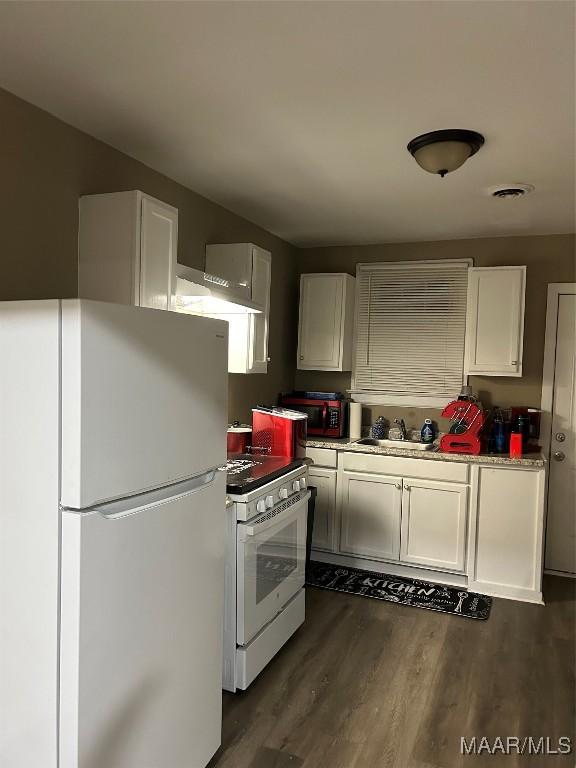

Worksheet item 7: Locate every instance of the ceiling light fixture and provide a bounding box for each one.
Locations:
[407,129,485,178]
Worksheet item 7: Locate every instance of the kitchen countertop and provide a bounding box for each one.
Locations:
[305,437,546,468]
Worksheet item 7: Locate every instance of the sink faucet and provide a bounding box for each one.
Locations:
[394,418,407,440]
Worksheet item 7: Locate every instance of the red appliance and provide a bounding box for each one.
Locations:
[227,423,252,454]
[439,400,485,455]
[277,392,346,438]
[251,407,307,459]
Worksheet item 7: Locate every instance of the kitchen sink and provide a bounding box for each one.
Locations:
[355,437,435,451]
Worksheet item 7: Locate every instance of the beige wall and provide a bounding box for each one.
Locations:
[296,234,575,430]
[2,85,574,432]
[0,87,298,423]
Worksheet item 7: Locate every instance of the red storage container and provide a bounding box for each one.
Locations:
[251,408,307,459]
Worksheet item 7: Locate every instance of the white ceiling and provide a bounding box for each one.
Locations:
[0,1,573,246]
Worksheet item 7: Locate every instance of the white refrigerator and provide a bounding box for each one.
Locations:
[0,299,228,768]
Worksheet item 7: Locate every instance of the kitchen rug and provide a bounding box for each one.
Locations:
[306,561,492,620]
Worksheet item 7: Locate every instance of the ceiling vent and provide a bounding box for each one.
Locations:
[489,183,535,199]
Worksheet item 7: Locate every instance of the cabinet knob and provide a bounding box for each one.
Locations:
[404,485,410,491]
[395,483,401,490]
[511,360,518,365]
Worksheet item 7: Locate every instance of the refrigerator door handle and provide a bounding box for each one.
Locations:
[74,470,218,520]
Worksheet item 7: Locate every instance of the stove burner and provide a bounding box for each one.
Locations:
[223,453,305,495]
[221,458,263,475]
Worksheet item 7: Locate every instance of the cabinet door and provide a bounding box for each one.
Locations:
[139,197,178,311]
[400,479,468,572]
[465,266,525,376]
[298,274,344,370]
[339,471,401,560]
[309,468,337,552]
[247,247,271,374]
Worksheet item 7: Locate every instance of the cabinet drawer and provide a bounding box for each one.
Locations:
[340,452,468,483]
[306,447,338,468]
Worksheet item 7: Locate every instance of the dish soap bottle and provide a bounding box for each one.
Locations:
[371,416,387,439]
[420,418,435,444]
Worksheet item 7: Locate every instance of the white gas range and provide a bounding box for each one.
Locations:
[222,455,309,692]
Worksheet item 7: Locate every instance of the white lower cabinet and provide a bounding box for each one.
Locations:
[470,465,545,603]
[308,450,546,603]
[339,471,402,561]
[309,468,337,552]
[400,479,468,572]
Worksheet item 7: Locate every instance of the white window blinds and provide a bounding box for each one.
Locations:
[352,261,469,403]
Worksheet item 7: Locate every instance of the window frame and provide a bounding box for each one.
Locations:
[349,259,472,407]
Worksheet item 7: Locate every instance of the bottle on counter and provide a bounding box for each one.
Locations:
[420,418,435,444]
[509,431,523,458]
[492,408,508,454]
[371,416,387,439]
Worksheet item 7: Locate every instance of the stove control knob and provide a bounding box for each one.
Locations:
[292,480,300,493]
[279,488,289,500]
[256,499,266,514]
[299,478,307,490]
[265,495,274,509]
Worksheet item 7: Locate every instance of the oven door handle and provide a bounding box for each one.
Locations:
[242,491,310,537]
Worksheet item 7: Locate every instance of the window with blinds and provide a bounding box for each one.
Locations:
[351,260,470,405]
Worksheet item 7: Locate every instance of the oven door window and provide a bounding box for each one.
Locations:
[236,494,308,646]
[256,520,297,603]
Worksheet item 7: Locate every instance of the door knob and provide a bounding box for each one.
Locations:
[555,432,566,442]
[553,451,566,462]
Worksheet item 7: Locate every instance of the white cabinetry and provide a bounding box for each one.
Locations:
[400,479,468,572]
[306,447,338,553]
[297,273,355,371]
[206,244,271,374]
[470,465,545,603]
[465,266,526,376]
[339,471,402,560]
[79,191,178,311]
[309,467,338,552]
[336,453,469,574]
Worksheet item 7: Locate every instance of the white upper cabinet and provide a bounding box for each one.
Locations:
[465,266,526,377]
[206,243,272,374]
[297,273,355,371]
[78,191,178,311]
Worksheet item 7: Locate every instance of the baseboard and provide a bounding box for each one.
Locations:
[544,568,576,579]
[468,579,544,605]
[311,549,468,589]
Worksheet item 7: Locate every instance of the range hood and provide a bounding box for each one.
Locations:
[174,264,262,315]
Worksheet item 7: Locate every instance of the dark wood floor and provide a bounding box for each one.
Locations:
[208,576,575,768]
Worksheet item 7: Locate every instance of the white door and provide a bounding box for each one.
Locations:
[236,492,309,645]
[139,197,178,311]
[309,468,337,552]
[339,471,401,561]
[544,289,576,575]
[298,274,344,370]
[60,300,228,509]
[247,247,271,373]
[400,479,468,572]
[465,266,526,376]
[59,472,225,768]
